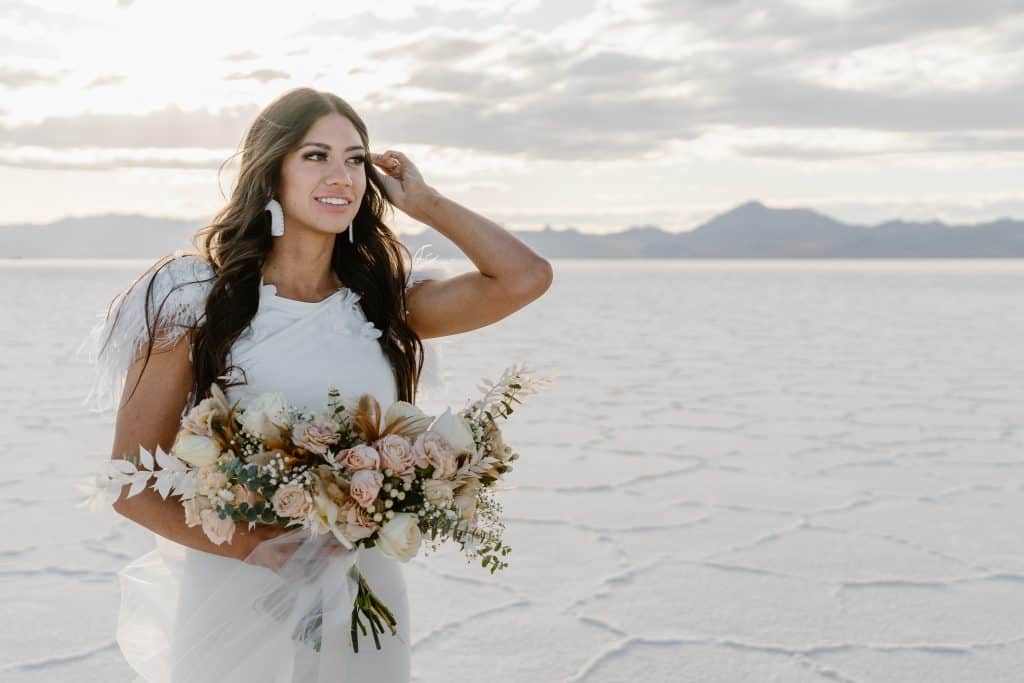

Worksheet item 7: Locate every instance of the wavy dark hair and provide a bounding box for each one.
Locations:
[118,87,429,412]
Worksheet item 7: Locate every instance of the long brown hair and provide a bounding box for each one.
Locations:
[121,87,428,411]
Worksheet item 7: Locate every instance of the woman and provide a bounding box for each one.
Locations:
[82,87,552,682]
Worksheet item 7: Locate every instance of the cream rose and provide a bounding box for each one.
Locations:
[195,462,229,496]
[199,508,235,545]
[292,415,341,455]
[183,495,212,527]
[171,432,222,468]
[181,397,223,437]
[374,434,416,477]
[376,513,422,562]
[421,478,454,505]
[271,484,311,518]
[349,469,383,509]
[335,445,380,472]
[239,392,290,440]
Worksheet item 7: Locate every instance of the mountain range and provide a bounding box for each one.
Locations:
[1,201,1021,258]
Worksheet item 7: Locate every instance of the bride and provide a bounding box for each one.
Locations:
[81,87,552,682]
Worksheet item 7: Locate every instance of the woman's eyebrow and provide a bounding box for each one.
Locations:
[298,142,366,152]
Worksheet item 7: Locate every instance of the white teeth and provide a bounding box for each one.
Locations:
[317,197,350,205]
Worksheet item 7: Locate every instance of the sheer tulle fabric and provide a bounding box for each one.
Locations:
[116,528,411,682]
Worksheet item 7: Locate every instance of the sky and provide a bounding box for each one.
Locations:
[1,0,1023,234]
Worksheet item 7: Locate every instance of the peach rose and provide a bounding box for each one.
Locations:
[271,484,311,518]
[292,415,341,455]
[199,508,235,545]
[229,483,261,507]
[349,469,383,509]
[374,434,416,477]
[335,445,380,472]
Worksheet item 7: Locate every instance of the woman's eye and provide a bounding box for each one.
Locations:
[304,153,365,164]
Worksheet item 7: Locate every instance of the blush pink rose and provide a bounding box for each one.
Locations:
[292,415,341,455]
[335,445,380,472]
[271,484,311,518]
[411,432,453,468]
[339,499,379,542]
[413,432,458,479]
[349,469,384,509]
[374,434,416,477]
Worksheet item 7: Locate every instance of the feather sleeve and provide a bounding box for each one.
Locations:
[76,252,216,415]
[404,244,458,404]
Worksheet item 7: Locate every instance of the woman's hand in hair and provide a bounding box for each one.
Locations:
[370,150,439,223]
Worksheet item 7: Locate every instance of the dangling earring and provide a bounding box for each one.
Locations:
[348,221,354,244]
[265,198,284,237]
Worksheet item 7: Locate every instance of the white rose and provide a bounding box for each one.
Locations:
[171,432,222,467]
[376,513,422,562]
[239,392,291,440]
[427,407,476,456]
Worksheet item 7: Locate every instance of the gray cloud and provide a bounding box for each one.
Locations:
[0,103,259,149]
[223,50,261,62]
[2,1,1022,167]
[737,133,1024,161]
[87,74,125,88]
[224,69,290,83]
[0,66,59,89]
[0,155,227,171]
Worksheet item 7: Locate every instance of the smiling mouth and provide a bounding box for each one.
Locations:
[315,197,352,206]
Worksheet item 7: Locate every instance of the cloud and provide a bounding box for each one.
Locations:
[0,103,259,149]
[223,50,261,62]
[87,74,125,88]
[224,69,291,83]
[0,66,59,89]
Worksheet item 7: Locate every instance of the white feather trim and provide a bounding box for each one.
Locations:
[76,253,215,415]
[405,244,458,404]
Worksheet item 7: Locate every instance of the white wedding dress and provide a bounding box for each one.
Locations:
[79,247,451,682]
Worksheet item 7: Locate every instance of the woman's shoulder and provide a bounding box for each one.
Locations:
[76,250,217,414]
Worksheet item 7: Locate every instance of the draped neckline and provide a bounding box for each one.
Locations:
[259,274,348,307]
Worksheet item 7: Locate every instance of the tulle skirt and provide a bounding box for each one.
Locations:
[116,529,411,682]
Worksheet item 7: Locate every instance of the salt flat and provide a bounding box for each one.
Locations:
[1,258,1022,682]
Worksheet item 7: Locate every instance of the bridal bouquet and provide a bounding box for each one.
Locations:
[78,363,554,652]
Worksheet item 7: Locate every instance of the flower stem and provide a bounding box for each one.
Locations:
[349,569,398,652]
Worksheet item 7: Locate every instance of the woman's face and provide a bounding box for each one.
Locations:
[277,112,367,237]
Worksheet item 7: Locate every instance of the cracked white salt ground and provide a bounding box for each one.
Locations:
[3,257,1023,682]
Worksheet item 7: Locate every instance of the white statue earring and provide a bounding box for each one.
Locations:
[265,198,284,237]
[348,221,354,243]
